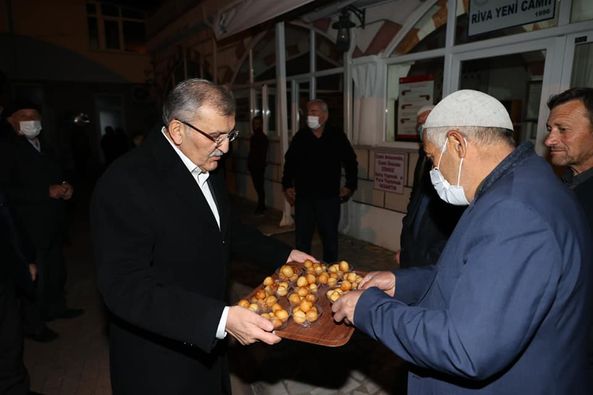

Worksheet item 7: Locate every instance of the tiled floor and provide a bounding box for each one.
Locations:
[24,196,408,394]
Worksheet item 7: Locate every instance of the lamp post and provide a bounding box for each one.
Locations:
[332,6,366,53]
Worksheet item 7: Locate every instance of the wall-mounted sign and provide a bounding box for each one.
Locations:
[397,75,434,141]
[374,152,405,194]
[469,0,555,36]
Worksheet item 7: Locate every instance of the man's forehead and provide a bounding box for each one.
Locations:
[13,108,40,118]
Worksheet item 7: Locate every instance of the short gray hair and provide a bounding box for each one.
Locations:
[162,79,235,125]
[424,126,516,147]
[308,99,328,113]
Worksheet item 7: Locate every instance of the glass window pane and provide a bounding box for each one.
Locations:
[285,25,310,76]
[88,17,99,49]
[456,0,558,45]
[253,30,276,81]
[386,58,444,142]
[571,0,593,22]
[104,20,121,50]
[101,4,119,17]
[571,41,593,87]
[316,32,343,70]
[123,21,146,52]
[460,50,546,144]
[393,1,447,56]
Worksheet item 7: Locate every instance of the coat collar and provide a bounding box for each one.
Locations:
[145,131,228,234]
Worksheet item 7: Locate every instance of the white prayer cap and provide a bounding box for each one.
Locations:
[416,105,434,116]
[424,90,513,130]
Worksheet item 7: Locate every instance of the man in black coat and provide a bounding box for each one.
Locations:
[0,102,82,340]
[282,99,358,263]
[91,79,315,394]
[0,190,37,394]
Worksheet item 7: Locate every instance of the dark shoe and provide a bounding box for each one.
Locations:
[50,308,85,320]
[25,327,59,343]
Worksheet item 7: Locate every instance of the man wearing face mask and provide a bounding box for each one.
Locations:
[397,105,464,268]
[0,101,82,342]
[282,99,358,263]
[333,90,592,394]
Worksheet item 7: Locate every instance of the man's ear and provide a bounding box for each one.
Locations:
[447,129,467,159]
[167,120,184,145]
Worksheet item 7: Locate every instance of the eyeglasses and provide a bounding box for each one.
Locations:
[177,119,239,146]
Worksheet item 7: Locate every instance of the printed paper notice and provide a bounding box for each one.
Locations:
[374,152,405,194]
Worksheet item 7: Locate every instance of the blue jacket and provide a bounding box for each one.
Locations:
[355,143,593,394]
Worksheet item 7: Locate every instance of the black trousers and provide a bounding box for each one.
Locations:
[0,282,30,395]
[294,196,340,263]
[249,169,266,211]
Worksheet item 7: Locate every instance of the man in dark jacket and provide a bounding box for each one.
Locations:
[398,106,464,268]
[282,99,358,263]
[334,90,592,394]
[91,79,316,394]
[545,87,593,371]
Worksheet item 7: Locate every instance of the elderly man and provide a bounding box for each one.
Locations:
[397,105,464,268]
[91,79,316,394]
[333,90,592,394]
[282,99,358,263]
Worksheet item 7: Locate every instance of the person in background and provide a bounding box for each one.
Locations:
[282,99,358,263]
[91,79,316,394]
[0,190,43,395]
[0,102,83,343]
[545,86,593,372]
[247,115,268,215]
[397,105,464,268]
[333,90,592,394]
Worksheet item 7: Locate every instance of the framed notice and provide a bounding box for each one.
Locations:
[374,152,405,194]
[396,75,434,141]
[469,0,555,37]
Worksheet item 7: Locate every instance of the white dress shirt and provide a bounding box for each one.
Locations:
[162,128,229,339]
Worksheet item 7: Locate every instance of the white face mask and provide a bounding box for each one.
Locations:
[429,139,470,206]
[19,120,42,139]
[307,116,320,130]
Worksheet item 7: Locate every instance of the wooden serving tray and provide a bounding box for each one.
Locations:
[241,262,360,347]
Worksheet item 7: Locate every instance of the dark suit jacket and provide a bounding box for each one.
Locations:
[91,131,292,394]
[399,149,464,268]
[0,135,66,248]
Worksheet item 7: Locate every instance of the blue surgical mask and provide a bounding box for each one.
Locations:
[429,139,469,206]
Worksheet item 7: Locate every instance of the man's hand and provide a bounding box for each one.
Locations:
[284,187,296,206]
[286,249,318,264]
[332,289,363,325]
[226,306,282,345]
[49,184,66,199]
[61,182,74,200]
[358,271,396,297]
[339,187,352,202]
[28,263,38,282]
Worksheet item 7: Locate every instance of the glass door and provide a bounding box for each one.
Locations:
[561,31,593,88]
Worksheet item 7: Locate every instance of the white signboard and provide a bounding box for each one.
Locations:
[397,75,434,140]
[469,0,555,36]
[374,152,405,194]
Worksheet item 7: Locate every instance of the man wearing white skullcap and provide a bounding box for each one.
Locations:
[334,89,593,394]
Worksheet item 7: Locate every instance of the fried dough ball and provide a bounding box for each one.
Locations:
[327,277,338,288]
[293,309,306,324]
[275,309,289,321]
[237,299,250,308]
[306,273,317,285]
[263,276,274,286]
[249,303,260,312]
[340,280,352,292]
[296,276,308,287]
[308,283,318,293]
[272,303,283,313]
[299,300,312,313]
[305,293,317,303]
[288,293,302,305]
[271,318,283,329]
[255,289,266,300]
[265,295,278,307]
[280,265,294,278]
[306,309,319,323]
[318,272,329,284]
[276,286,288,297]
[346,272,358,283]
[304,259,313,269]
[296,286,309,297]
[339,260,350,272]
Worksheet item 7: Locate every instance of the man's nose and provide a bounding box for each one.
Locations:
[218,138,230,153]
[544,131,555,147]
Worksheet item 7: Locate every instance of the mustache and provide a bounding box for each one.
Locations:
[209,149,224,158]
